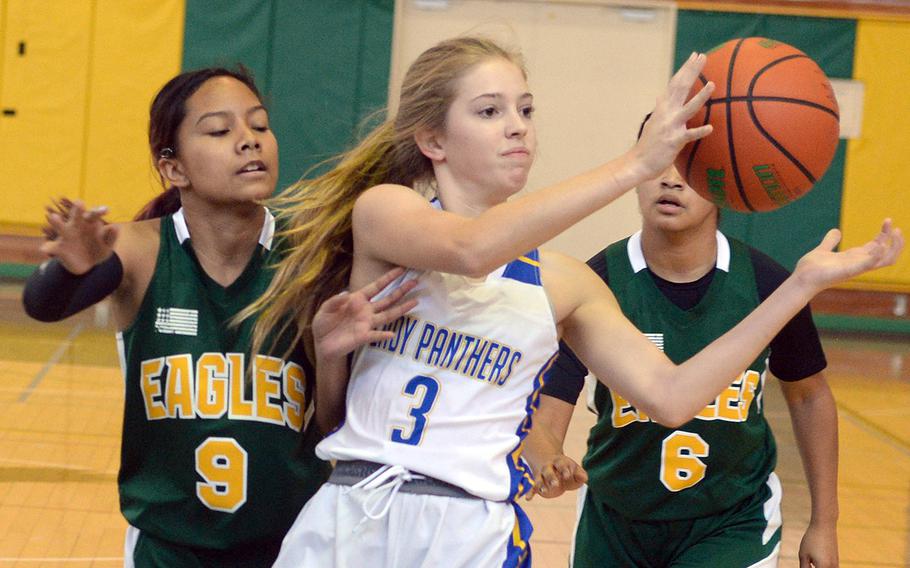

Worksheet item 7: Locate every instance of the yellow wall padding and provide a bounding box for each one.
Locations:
[82,0,185,222]
[0,0,183,228]
[0,1,93,225]
[841,19,910,291]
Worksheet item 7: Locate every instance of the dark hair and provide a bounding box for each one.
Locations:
[637,112,652,141]
[134,66,262,221]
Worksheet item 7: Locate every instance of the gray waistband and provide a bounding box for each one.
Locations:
[330,460,480,500]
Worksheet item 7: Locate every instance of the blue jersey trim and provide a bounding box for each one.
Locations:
[502,502,533,567]
[502,249,542,286]
[506,350,558,500]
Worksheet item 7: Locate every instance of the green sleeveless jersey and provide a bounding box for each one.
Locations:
[583,232,775,521]
[116,209,330,549]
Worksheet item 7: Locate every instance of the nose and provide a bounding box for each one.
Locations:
[237,125,262,153]
[505,109,528,139]
[660,168,685,190]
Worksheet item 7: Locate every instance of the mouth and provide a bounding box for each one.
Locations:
[502,147,530,157]
[237,160,267,174]
[656,195,683,211]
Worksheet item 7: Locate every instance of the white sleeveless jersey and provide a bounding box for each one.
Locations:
[317,249,559,501]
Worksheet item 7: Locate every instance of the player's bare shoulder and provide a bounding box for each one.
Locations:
[539,250,614,327]
[110,218,162,321]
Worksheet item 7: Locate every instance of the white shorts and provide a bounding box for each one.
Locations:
[273,475,532,568]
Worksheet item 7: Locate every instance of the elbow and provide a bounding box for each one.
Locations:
[651,410,690,430]
[637,394,693,429]
[444,238,501,278]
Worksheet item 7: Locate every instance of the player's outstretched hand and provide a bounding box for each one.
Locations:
[633,52,715,181]
[313,268,418,362]
[40,198,119,274]
[794,219,904,294]
[526,454,588,501]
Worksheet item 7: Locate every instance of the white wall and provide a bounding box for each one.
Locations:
[391,0,677,261]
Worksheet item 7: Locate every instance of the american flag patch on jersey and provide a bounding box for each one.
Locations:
[155,307,198,336]
[644,333,664,351]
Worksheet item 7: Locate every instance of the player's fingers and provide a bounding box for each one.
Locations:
[366,330,395,344]
[574,466,589,485]
[370,278,417,312]
[67,200,87,226]
[83,205,110,222]
[668,53,707,103]
[554,460,575,481]
[539,466,562,494]
[373,298,418,328]
[45,212,66,236]
[816,228,842,252]
[682,124,713,144]
[359,267,406,300]
[681,80,714,119]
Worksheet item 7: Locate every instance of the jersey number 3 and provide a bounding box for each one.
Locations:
[195,437,248,512]
[391,375,440,446]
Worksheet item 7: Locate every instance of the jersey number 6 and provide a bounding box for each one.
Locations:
[391,375,440,446]
[660,431,709,492]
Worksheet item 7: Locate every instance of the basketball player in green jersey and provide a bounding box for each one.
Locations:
[22,67,413,567]
[525,125,839,567]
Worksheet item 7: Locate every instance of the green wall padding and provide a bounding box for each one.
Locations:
[675,11,856,270]
[182,0,394,190]
[814,314,910,336]
[183,1,275,84]
[0,264,37,279]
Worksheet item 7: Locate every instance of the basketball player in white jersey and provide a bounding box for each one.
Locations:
[249,37,902,567]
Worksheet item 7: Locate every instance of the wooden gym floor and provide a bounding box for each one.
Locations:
[0,282,907,567]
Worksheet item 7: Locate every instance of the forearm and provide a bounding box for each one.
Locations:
[587,275,816,427]
[789,384,839,525]
[523,396,574,473]
[22,255,123,322]
[313,353,350,434]
[457,153,650,274]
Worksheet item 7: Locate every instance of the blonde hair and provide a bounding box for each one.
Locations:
[244,36,526,361]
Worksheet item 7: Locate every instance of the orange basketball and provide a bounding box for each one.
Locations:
[675,37,840,212]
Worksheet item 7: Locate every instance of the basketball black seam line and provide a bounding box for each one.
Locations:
[686,103,711,186]
[705,96,839,119]
[748,54,832,184]
[684,72,711,183]
[745,53,839,119]
[727,38,755,211]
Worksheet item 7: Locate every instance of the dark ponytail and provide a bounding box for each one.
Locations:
[133,186,182,221]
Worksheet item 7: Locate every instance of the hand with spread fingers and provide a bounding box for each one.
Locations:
[313,267,418,362]
[793,219,904,295]
[40,198,119,274]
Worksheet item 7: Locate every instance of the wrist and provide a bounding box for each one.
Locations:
[780,270,819,305]
[612,149,654,191]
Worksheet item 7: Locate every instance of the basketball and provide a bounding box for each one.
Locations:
[675,37,840,212]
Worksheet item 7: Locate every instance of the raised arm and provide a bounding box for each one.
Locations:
[23,200,122,322]
[547,222,903,427]
[353,54,714,277]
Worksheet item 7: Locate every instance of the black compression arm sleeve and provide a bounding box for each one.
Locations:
[22,254,124,322]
